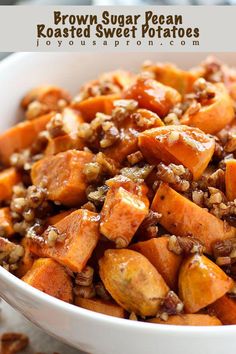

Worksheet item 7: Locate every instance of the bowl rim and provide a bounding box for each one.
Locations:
[0,51,236,336]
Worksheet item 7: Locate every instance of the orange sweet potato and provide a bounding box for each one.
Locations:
[30,209,100,272]
[46,210,74,225]
[131,237,182,290]
[99,249,169,316]
[15,238,36,278]
[21,85,71,111]
[178,254,233,313]
[71,94,120,122]
[123,77,181,117]
[225,159,236,201]
[0,207,14,237]
[0,168,21,201]
[45,134,85,156]
[181,83,234,134]
[100,186,149,248]
[138,125,215,180]
[209,295,236,325]
[22,258,73,303]
[106,175,149,206]
[151,183,236,254]
[75,297,125,318]
[142,62,202,95]
[0,113,53,166]
[104,109,164,163]
[148,314,222,326]
[60,107,84,133]
[31,150,93,206]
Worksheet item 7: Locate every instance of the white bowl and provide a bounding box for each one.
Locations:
[0,52,236,354]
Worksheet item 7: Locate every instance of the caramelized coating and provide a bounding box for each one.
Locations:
[181,83,234,134]
[99,249,169,316]
[31,150,93,206]
[29,209,100,272]
[75,297,125,318]
[131,237,183,290]
[179,254,233,313]
[123,77,181,117]
[139,125,215,180]
[22,258,73,303]
[100,186,149,248]
[152,183,236,254]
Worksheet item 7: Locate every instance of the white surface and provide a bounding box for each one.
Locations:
[0,52,236,354]
[0,301,83,354]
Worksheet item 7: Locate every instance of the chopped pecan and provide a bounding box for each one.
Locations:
[1,332,29,354]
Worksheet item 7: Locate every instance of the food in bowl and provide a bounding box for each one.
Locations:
[1,56,236,326]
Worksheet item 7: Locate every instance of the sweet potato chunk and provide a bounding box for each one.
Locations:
[131,237,182,290]
[0,113,53,166]
[181,83,234,134]
[100,186,149,248]
[142,62,202,95]
[0,207,14,237]
[178,254,233,313]
[75,297,125,318]
[22,258,73,303]
[30,209,100,272]
[104,109,163,163]
[46,210,74,225]
[225,159,236,201]
[15,238,36,278]
[60,107,84,134]
[45,134,84,156]
[71,94,120,122]
[139,125,215,180]
[123,77,181,117]
[21,85,71,110]
[31,150,93,206]
[99,249,169,316]
[151,183,236,253]
[0,168,21,201]
[148,314,222,326]
[209,295,236,325]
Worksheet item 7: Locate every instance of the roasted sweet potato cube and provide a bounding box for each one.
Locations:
[225,159,236,201]
[71,94,120,122]
[178,254,233,313]
[46,210,74,226]
[0,207,14,237]
[131,237,182,290]
[148,314,222,326]
[0,113,53,166]
[0,168,21,201]
[100,186,149,247]
[138,125,215,180]
[99,249,169,316]
[181,83,234,134]
[29,209,100,272]
[123,77,181,117]
[151,183,236,254]
[22,258,73,303]
[60,107,84,134]
[21,85,71,110]
[31,150,93,206]
[104,109,164,164]
[209,295,236,325]
[75,297,125,318]
[15,238,36,278]
[45,134,85,156]
[142,62,202,95]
